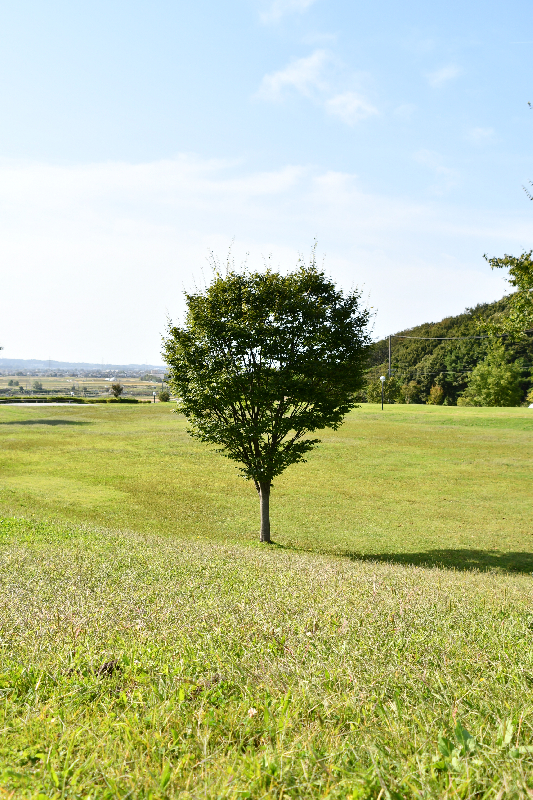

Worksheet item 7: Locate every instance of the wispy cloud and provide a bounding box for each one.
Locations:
[393,103,416,119]
[0,153,520,363]
[256,50,377,125]
[426,64,461,88]
[326,92,378,124]
[468,127,495,143]
[0,155,523,361]
[256,50,328,100]
[414,149,460,193]
[260,0,318,23]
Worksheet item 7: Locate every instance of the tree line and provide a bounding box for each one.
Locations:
[366,295,533,406]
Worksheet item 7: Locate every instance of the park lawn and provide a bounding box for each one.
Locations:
[0,403,533,797]
[0,402,532,569]
[0,516,533,798]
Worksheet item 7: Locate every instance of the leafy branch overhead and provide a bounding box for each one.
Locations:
[482,250,533,338]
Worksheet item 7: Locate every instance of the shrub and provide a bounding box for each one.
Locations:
[366,376,401,404]
[459,344,522,407]
[427,384,445,405]
[401,380,422,404]
[158,389,171,402]
[106,397,138,404]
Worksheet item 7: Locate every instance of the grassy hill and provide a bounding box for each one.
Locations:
[0,403,532,796]
[368,295,533,404]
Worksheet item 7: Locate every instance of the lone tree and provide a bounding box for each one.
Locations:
[110,382,123,398]
[163,252,371,543]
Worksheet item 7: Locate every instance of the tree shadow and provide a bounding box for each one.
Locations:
[342,549,533,575]
[270,542,533,574]
[0,419,90,426]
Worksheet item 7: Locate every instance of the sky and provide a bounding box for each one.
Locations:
[1,0,532,365]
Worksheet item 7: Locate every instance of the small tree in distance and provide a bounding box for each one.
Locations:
[458,343,522,406]
[163,250,371,543]
[427,384,445,405]
[111,382,123,398]
[401,380,421,404]
[366,375,401,404]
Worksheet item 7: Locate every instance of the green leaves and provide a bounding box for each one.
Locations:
[459,342,523,407]
[159,761,171,789]
[437,722,476,761]
[483,250,533,338]
[163,254,371,488]
[454,722,477,754]
[496,717,514,747]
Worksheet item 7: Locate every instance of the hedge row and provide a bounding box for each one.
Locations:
[0,396,147,405]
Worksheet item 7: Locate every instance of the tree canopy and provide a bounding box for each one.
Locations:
[367,296,533,405]
[163,254,371,542]
[482,250,533,338]
[458,343,523,407]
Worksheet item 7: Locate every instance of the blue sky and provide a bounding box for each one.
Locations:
[1,0,532,363]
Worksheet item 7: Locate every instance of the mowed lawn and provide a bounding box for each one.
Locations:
[0,402,532,568]
[0,404,533,798]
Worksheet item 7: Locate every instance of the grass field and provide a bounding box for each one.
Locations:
[0,403,532,797]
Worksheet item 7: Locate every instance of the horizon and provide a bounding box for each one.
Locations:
[1,287,514,370]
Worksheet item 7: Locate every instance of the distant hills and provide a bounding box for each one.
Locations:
[368,295,533,404]
[0,358,165,372]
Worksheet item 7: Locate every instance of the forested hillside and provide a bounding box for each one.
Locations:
[367,295,533,405]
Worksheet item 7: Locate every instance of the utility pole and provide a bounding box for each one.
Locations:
[388,335,392,378]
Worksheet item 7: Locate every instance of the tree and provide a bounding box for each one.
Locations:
[401,380,421,404]
[458,343,522,406]
[427,384,445,405]
[482,251,533,337]
[163,254,371,543]
[32,380,43,391]
[158,389,171,402]
[111,382,123,398]
[366,375,401,404]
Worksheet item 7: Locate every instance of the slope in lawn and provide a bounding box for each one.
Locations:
[0,516,533,798]
[0,403,531,572]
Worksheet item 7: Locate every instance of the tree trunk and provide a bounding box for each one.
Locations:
[259,482,271,543]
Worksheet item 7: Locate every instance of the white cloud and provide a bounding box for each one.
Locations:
[468,127,495,142]
[260,0,318,23]
[393,103,416,119]
[326,92,378,124]
[256,51,378,125]
[256,50,328,100]
[426,64,461,88]
[0,155,527,364]
[414,149,460,193]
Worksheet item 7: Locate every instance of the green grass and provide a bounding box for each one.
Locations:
[0,403,533,797]
[1,403,532,569]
